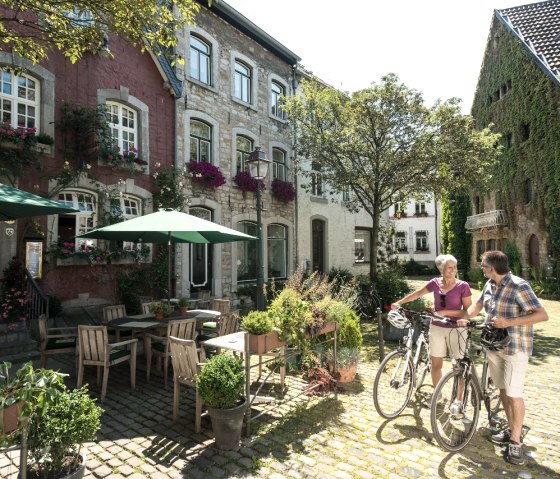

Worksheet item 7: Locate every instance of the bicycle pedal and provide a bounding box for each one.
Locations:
[521,425,530,439]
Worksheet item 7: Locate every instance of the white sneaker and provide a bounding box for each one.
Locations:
[449,400,463,415]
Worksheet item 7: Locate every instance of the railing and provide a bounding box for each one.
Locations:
[465,210,508,231]
[24,268,49,321]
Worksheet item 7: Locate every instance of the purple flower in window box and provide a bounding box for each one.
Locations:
[233,171,265,194]
[187,160,226,188]
[271,179,295,203]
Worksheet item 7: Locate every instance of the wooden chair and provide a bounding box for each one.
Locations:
[200,299,231,337]
[102,304,131,342]
[196,290,212,309]
[37,314,77,369]
[145,319,198,389]
[211,298,230,314]
[198,312,240,344]
[169,336,205,432]
[141,301,160,315]
[76,325,138,402]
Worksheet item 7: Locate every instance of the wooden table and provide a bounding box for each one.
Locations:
[110,309,221,333]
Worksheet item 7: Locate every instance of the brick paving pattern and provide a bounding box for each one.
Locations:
[1,287,559,479]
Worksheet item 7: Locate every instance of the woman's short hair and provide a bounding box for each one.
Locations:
[434,254,457,273]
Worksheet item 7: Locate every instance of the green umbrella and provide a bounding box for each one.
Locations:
[0,183,79,220]
[77,208,256,297]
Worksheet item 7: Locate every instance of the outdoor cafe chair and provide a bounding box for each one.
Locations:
[38,314,77,369]
[200,298,230,337]
[145,318,198,389]
[141,301,160,315]
[169,336,206,432]
[102,304,133,342]
[76,325,138,402]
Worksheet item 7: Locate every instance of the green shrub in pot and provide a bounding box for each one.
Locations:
[240,310,275,335]
[196,353,244,409]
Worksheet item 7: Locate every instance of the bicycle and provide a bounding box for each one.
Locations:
[354,285,382,321]
[373,307,433,419]
[430,320,509,451]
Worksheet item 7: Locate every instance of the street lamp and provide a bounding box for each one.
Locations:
[247,146,270,311]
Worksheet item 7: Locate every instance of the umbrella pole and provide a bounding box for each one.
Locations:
[167,232,172,301]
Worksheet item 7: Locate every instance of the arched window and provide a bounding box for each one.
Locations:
[237,221,257,282]
[106,101,137,156]
[272,148,286,180]
[110,195,142,251]
[190,35,211,84]
[236,135,253,173]
[190,119,212,163]
[57,190,97,250]
[190,207,213,288]
[271,81,286,119]
[234,61,251,103]
[311,162,323,196]
[268,224,287,279]
[0,69,39,129]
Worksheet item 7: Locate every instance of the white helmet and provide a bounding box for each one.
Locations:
[387,308,411,329]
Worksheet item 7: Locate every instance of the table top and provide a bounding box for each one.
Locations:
[203,331,246,352]
[110,309,221,331]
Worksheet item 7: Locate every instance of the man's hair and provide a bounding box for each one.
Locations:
[483,250,509,275]
[434,254,457,273]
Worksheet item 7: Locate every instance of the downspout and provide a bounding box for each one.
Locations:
[434,197,439,256]
[291,64,299,275]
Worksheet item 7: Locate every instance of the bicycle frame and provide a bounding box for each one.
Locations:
[394,316,430,388]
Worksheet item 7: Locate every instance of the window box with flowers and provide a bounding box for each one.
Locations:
[99,144,146,171]
[0,123,38,150]
[233,171,265,196]
[187,160,226,189]
[271,179,296,203]
[49,241,150,266]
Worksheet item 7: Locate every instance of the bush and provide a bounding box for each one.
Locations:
[372,262,411,308]
[197,354,244,409]
[401,259,437,276]
[240,310,275,335]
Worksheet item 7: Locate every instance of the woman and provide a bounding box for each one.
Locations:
[391,254,472,406]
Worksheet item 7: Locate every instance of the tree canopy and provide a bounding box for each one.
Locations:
[0,0,203,65]
[284,74,501,277]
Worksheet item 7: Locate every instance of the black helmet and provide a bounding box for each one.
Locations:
[480,325,510,351]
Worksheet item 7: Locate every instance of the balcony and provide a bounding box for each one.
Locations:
[465,210,508,231]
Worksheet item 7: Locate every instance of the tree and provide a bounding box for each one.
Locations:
[0,0,204,65]
[441,196,471,274]
[284,74,500,278]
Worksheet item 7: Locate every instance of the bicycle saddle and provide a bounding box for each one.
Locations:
[480,325,511,351]
[387,308,411,329]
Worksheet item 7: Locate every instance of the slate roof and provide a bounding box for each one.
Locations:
[495,0,560,86]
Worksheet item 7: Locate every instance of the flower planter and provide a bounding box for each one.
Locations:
[1,400,24,434]
[154,312,165,321]
[328,361,358,383]
[207,398,247,450]
[248,332,286,354]
[304,321,339,339]
[179,306,188,316]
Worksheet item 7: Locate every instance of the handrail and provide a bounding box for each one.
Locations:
[23,268,49,320]
[465,210,508,231]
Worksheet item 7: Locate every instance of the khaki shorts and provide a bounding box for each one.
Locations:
[486,350,529,398]
[429,324,466,359]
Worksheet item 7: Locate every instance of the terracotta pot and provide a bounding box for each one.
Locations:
[328,361,358,383]
[155,311,164,321]
[179,306,188,316]
[1,400,24,434]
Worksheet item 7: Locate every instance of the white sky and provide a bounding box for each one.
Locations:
[225,0,541,114]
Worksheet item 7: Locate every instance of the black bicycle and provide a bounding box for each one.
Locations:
[354,285,381,321]
[430,321,504,451]
[373,308,433,418]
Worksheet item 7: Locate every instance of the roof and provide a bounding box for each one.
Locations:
[495,0,560,86]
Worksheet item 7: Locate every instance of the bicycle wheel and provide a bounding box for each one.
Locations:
[431,370,481,451]
[373,350,414,419]
[485,376,502,422]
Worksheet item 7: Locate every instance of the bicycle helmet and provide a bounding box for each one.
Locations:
[480,325,511,351]
[386,308,411,329]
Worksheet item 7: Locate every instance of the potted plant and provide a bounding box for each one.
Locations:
[268,288,312,353]
[196,353,246,450]
[240,310,285,354]
[148,301,173,320]
[0,361,103,479]
[178,297,189,316]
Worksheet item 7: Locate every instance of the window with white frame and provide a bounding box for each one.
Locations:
[311,162,323,196]
[237,221,257,281]
[342,187,351,202]
[106,101,137,157]
[57,191,97,250]
[190,119,212,163]
[268,224,287,279]
[66,8,93,26]
[415,230,428,251]
[395,231,407,252]
[355,229,371,263]
[271,81,286,119]
[110,195,142,252]
[415,202,426,215]
[234,61,251,103]
[190,35,211,84]
[0,69,39,129]
[236,135,253,173]
[272,148,286,180]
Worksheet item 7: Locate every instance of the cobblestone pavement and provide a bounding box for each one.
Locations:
[2,292,559,479]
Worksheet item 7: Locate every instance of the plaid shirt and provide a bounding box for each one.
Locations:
[477,272,543,355]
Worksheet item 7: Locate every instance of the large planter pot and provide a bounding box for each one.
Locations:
[305,321,339,339]
[248,332,286,354]
[328,361,358,383]
[1,400,24,434]
[207,398,247,450]
[28,452,87,479]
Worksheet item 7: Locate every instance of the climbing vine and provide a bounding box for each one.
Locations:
[441,195,471,273]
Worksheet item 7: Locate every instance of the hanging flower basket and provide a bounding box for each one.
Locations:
[233,171,265,195]
[271,179,296,203]
[187,160,226,188]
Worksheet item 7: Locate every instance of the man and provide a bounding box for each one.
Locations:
[459,250,548,465]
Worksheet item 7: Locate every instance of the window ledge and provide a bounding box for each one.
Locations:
[231,96,257,112]
[188,78,218,94]
[269,113,288,124]
[310,196,328,204]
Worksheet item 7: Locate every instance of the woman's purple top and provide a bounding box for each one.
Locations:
[426,278,471,328]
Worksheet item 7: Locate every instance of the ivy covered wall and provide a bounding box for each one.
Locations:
[469,19,560,265]
[441,196,471,274]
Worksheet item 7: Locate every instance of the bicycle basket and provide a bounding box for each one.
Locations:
[386,308,411,329]
[480,325,510,351]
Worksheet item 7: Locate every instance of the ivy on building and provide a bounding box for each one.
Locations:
[441,196,471,273]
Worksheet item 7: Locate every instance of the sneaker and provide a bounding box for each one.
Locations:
[490,428,511,445]
[449,400,463,415]
[506,441,525,465]
[423,393,442,409]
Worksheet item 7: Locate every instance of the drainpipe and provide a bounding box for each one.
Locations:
[291,64,299,274]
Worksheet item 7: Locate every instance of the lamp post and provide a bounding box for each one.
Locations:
[247,146,270,311]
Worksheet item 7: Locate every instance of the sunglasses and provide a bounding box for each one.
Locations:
[440,294,446,308]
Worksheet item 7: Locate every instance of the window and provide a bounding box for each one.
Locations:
[476,240,485,261]
[237,221,257,281]
[525,179,533,203]
[66,8,93,26]
[268,224,287,279]
[415,202,426,215]
[190,207,212,288]
[190,35,211,84]
[415,230,428,251]
[487,238,496,251]
[0,69,39,129]
[236,135,253,173]
[234,61,251,103]
[311,162,323,196]
[272,148,286,180]
[106,101,137,156]
[57,191,97,250]
[505,132,513,149]
[190,120,212,163]
[355,229,371,263]
[395,231,407,252]
[342,187,351,202]
[521,123,530,141]
[271,81,286,119]
[110,196,141,252]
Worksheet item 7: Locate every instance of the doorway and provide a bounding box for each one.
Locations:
[189,207,213,294]
[528,234,540,270]
[311,219,325,273]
